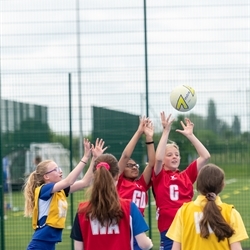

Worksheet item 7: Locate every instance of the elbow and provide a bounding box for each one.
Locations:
[66,178,76,187]
[121,153,130,161]
[200,151,211,164]
[148,158,156,168]
[81,177,91,188]
[205,152,211,162]
[136,234,153,250]
[138,240,153,250]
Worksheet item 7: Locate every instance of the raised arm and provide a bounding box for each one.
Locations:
[52,138,91,193]
[176,118,210,171]
[154,112,174,176]
[118,116,146,174]
[69,138,107,193]
[142,119,155,185]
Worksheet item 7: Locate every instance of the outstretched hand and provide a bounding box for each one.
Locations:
[137,116,148,134]
[91,138,108,159]
[144,119,154,138]
[161,112,174,132]
[176,118,194,136]
[83,138,92,159]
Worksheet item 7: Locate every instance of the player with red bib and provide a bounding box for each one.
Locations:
[153,112,210,250]
[70,154,153,250]
[116,117,155,249]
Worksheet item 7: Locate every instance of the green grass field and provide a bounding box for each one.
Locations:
[3,174,250,250]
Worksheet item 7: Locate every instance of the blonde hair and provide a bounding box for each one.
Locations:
[23,160,53,217]
[166,140,179,150]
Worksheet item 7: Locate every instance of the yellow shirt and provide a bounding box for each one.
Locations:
[32,185,68,230]
[166,195,248,250]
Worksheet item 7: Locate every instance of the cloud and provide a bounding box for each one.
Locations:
[1,0,250,133]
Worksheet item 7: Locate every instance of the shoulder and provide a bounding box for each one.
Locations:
[78,201,89,210]
[182,160,197,172]
[117,173,126,187]
[137,174,145,181]
[41,182,55,191]
[39,183,55,195]
[37,183,55,200]
[77,201,89,215]
[118,173,125,180]
[120,198,132,209]
[153,168,170,179]
[220,202,234,209]
[135,175,148,187]
[181,160,198,182]
[220,202,234,216]
[180,201,194,210]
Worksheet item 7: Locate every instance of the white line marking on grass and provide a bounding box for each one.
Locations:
[225,178,237,184]
[222,194,230,199]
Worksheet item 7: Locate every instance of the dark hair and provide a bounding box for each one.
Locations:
[196,164,234,241]
[79,154,123,226]
[34,155,42,165]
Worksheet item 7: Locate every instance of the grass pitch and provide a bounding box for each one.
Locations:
[3,173,250,250]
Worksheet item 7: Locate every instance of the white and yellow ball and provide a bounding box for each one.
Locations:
[170,85,197,112]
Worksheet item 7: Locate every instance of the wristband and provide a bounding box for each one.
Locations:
[145,141,154,145]
[81,160,87,164]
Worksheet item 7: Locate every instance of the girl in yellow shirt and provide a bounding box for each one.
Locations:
[167,163,248,250]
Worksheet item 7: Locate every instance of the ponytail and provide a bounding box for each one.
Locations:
[197,164,235,241]
[23,171,38,217]
[200,194,234,241]
[23,160,53,217]
[79,154,123,226]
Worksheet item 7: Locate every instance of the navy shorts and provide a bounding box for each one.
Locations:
[26,239,56,250]
[160,230,173,250]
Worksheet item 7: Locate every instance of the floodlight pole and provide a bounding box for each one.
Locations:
[143,0,152,240]
[76,0,83,159]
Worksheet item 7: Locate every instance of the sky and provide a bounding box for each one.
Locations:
[1,0,250,134]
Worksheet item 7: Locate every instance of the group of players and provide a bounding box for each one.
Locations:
[23,112,248,250]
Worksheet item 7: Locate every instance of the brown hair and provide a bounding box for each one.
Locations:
[196,163,234,241]
[79,153,123,226]
[23,160,53,217]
